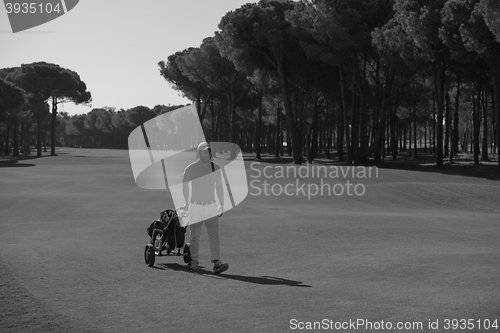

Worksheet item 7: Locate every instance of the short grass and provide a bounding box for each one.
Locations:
[1,148,499,333]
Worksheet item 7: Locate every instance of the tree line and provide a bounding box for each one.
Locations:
[159,0,500,169]
[1,0,500,170]
[0,62,91,157]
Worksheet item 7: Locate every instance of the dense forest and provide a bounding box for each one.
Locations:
[1,0,500,169]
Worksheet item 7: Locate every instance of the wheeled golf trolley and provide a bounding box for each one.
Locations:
[144,208,191,267]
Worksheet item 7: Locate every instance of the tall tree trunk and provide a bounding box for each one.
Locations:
[200,95,211,124]
[51,96,57,156]
[424,119,427,153]
[20,123,25,155]
[308,94,319,164]
[399,127,402,152]
[293,89,299,156]
[391,108,398,160]
[337,102,344,162]
[196,86,201,121]
[318,112,322,156]
[432,91,436,155]
[210,99,215,142]
[227,88,237,159]
[445,89,450,158]
[462,130,467,153]
[13,119,19,157]
[434,63,446,168]
[374,67,393,162]
[450,70,461,163]
[372,56,381,161]
[351,57,358,163]
[474,75,481,165]
[326,105,332,159]
[408,110,412,157]
[300,88,306,159]
[267,125,272,154]
[275,103,281,158]
[470,127,473,155]
[25,123,31,156]
[491,84,496,154]
[4,125,10,156]
[37,106,43,157]
[278,60,300,164]
[287,125,292,156]
[482,83,489,161]
[413,101,418,159]
[491,84,496,155]
[339,62,351,164]
[359,55,368,162]
[255,90,263,160]
[214,102,222,141]
[403,124,407,151]
[495,75,500,171]
[44,128,48,152]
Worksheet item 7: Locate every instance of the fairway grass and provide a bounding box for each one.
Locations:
[1,148,499,333]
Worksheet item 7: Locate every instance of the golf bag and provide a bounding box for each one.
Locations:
[147,219,166,238]
[147,209,186,254]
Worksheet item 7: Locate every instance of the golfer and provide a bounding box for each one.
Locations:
[182,142,229,274]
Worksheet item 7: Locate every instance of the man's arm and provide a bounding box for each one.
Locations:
[182,167,190,211]
[215,167,224,216]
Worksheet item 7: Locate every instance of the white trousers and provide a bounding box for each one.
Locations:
[188,203,220,264]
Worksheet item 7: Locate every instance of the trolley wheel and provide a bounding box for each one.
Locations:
[183,244,191,264]
[144,244,155,267]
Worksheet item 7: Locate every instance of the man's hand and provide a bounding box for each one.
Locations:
[218,205,224,217]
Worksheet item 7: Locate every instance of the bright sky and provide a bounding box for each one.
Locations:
[0,0,252,115]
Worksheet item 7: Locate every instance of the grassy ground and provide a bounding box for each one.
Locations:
[1,148,499,333]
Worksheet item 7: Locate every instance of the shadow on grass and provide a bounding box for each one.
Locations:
[0,158,36,168]
[158,263,312,287]
[245,150,500,181]
[252,156,296,164]
[0,150,71,167]
[371,151,500,181]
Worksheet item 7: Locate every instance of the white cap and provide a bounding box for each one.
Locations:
[197,142,210,151]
